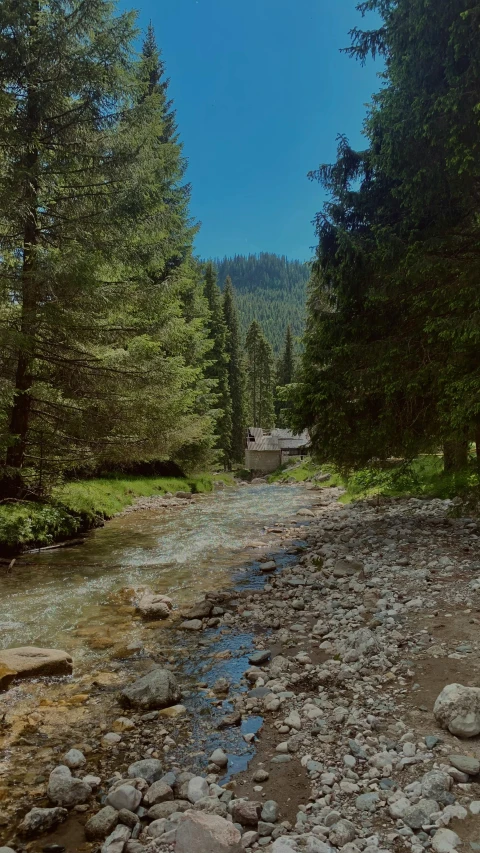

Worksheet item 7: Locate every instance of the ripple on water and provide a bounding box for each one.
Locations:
[0,484,314,663]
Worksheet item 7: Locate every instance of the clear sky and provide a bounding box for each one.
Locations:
[123,0,381,261]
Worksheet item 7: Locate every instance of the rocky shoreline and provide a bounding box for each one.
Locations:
[2,485,480,853]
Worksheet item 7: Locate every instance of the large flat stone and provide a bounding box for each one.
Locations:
[176,810,242,853]
[0,647,73,683]
[120,668,180,710]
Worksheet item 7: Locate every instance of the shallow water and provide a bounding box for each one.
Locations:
[0,484,313,667]
[0,484,316,834]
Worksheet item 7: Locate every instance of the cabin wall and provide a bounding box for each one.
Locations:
[245,449,281,473]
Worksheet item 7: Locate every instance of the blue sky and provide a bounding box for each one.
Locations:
[125,0,381,261]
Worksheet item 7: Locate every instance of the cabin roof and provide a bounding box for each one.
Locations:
[246,427,309,452]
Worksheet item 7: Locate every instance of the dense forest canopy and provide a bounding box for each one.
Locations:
[214,254,309,353]
[292,0,480,474]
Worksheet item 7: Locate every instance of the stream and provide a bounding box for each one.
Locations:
[0,483,316,836]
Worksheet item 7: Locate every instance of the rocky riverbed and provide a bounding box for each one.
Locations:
[2,485,480,853]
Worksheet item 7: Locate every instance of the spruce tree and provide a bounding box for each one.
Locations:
[245,320,275,429]
[276,325,296,427]
[223,277,246,464]
[204,263,233,467]
[277,325,295,387]
[0,5,214,496]
[293,0,480,473]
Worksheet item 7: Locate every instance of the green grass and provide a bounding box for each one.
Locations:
[338,455,480,503]
[0,472,223,555]
[268,457,343,486]
[266,453,480,507]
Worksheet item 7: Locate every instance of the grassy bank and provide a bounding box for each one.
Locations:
[0,473,231,556]
[268,455,480,506]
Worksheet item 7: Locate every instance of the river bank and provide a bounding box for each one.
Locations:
[0,473,227,557]
[2,484,480,853]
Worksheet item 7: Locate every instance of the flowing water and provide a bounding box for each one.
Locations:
[0,483,316,836]
[1,484,313,665]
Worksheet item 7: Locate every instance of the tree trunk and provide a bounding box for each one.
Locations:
[443,438,469,474]
[2,76,40,498]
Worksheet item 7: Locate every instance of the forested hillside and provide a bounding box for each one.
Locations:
[214,254,309,352]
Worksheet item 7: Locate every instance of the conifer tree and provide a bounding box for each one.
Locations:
[223,277,246,464]
[245,320,275,429]
[276,325,296,427]
[277,325,295,387]
[0,4,214,497]
[204,263,233,467]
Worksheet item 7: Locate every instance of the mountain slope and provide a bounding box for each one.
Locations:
[213,253,309,353]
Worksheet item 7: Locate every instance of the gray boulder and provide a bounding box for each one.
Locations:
[106,785,141,812]
[187,776,209,803]
[231,799,261,826]
[449,754,480,775]
[434,683,480,737]
[18,806,68,837]
[147,800,190,820]
[402,799,439,829]
[85,806,119,841]
[127,758,163,783]
[101,825,131,853]
[135,588,173,620]
[143,780,174,806]
[120,668,180,710]
[176,810,242,853]
[63,748,86,769]
[47,765,91,808]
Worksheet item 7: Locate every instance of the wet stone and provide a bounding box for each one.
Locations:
[249,650,271,665]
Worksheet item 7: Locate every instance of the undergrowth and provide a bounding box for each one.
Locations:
[268,454,480,506]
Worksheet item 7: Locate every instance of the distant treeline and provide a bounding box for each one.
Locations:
[213,254,309,353]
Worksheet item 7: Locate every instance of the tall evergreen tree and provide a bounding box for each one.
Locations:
[276,325,296,427]
[204,263,232,467]
[0,4,214,497]
[223,277,246,464]
[277,325,295,387]
[293,0,480,473]
[245,320,275,429]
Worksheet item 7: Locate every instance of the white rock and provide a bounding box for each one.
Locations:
[176,810,242,853]
[210,748,228,768]
[106,785,141,812]
[433,683,480,737]
[145,819,167,838]
[285,711,302,730]
[47,766,92,808]
[63,748,86,769]
[101,824,131,853]
[440,804,468,825]
[187,776,210,804]
[431,828,461,852]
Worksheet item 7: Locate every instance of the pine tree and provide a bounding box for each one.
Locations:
[293,0,480,473]
[276,325,296,427]
[204,263,233,467]
[277,325,295,387]
[245,320,275,429]
[0,5,214,496]
[223,277,246,464]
